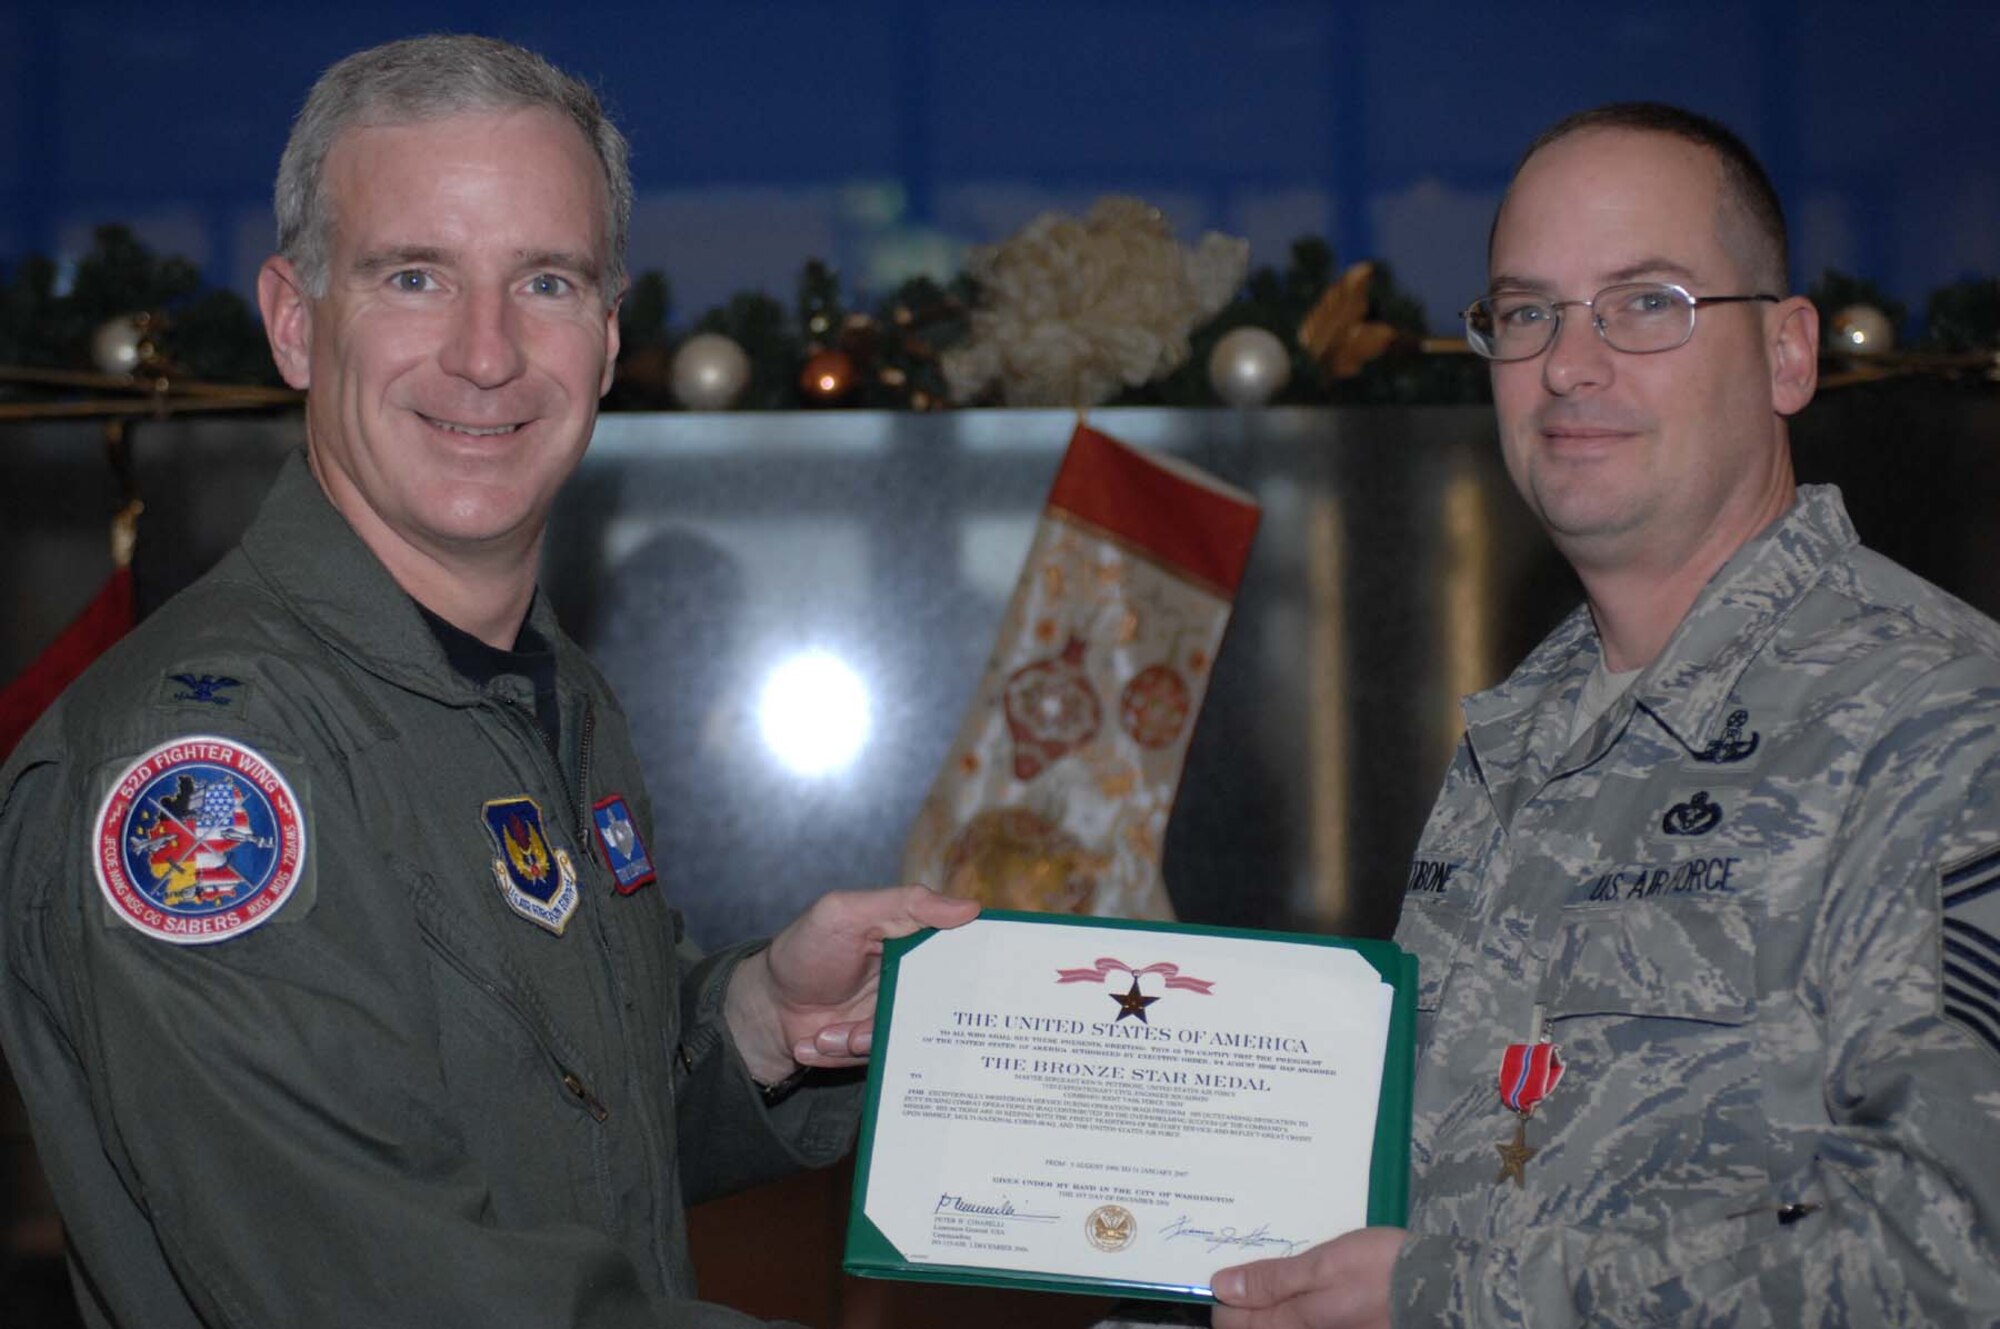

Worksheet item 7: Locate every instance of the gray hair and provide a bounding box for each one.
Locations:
[275,34,631,299]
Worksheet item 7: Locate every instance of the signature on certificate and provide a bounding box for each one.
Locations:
[1160,1214,1304,1256]
[934,1193,1058,1222]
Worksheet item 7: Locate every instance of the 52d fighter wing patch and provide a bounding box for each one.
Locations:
[94,735,307,944]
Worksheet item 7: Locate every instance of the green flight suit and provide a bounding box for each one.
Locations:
[0,454,859,1327]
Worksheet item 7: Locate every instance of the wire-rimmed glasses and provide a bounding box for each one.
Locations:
[1461,281,1778,362]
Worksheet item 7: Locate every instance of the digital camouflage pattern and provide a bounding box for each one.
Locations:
[1392,486,2000,1326]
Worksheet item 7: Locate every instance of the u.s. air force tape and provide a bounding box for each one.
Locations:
[94,735,308,945]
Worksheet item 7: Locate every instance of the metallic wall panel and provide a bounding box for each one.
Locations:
[5,389,1997,955]
[548,407,1533,950]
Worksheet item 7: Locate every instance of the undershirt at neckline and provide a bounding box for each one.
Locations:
[1569,655,1642,747]
[416,600,561,760]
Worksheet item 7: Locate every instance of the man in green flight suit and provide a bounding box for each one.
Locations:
[0,34,974,1326]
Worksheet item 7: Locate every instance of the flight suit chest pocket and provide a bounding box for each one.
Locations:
[405,863,619,1229]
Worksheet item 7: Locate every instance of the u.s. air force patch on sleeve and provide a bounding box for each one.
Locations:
[94,735,307,945]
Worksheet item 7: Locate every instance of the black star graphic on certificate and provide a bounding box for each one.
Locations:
[1494,1119,1537,1188]
[1111,977,1158,1023]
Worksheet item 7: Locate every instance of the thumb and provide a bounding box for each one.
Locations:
[1212,1253,1303,1308]
[896,883,980,933]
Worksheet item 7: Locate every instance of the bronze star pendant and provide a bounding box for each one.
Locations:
[1494,1118,1537,1188]
[1111,978,1159,1023]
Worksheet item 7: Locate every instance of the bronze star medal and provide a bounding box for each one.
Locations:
[1111,977,1158,1023]
[1494,1007,1565,1188]
[1495,1119,1538,1186]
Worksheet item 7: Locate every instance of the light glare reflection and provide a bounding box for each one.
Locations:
[757,650,872,776]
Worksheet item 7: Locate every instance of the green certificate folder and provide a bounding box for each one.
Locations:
[843,909,1417,1302]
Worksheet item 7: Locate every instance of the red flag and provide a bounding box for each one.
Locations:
[0,565,136,762]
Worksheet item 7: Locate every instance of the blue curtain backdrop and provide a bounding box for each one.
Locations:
[3,0,1994,337]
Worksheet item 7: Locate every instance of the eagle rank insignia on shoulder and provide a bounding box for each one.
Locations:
[94,735,307,944]
[482,797,579,935]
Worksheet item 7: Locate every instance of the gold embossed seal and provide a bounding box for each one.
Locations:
[1084,1204,1136,1252]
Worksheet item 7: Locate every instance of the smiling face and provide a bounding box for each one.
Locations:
[1488,128,1811,580]
[259,107,619,588]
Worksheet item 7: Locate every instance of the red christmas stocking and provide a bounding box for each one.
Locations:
[902,424,1259,919]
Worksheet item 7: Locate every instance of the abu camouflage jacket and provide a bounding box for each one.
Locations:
[1392,486,2000,1325]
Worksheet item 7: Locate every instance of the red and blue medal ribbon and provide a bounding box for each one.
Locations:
[1498,1040,1565,1116]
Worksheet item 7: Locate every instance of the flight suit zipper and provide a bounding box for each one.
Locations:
[574,704,597,866]
[415,918,611,1122]
[562,1072,611,1122]
[486,687,678,1270]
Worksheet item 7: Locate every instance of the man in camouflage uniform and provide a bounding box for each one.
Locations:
[1212,104,2000,1326]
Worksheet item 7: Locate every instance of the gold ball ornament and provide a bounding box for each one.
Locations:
[1207,326,1292,406]
[799,349,856,404]
[669,332,751,410]
[1830,304,1894,356]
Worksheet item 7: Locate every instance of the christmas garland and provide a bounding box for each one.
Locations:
[4,221,1994,416]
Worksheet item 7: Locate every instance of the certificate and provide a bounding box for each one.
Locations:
[843,910,1416,1301]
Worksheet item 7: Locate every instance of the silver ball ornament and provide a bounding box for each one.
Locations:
[92,315,149,375]
[1830,304,1894,356]
[1207,326,1291,407]
[670,332,752,410]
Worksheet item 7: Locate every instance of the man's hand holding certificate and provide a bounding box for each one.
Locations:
[844,912,1415,1301]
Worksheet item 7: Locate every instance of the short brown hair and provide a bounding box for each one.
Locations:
[1503,102,1789,293]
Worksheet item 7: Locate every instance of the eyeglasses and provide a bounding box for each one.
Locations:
[1461,281,1779,362]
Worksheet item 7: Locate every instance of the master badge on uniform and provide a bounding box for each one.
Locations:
[482,797,579,935]
[590,794,657,895]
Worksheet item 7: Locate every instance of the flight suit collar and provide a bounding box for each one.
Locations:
[238,451,549,708]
